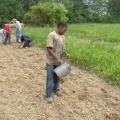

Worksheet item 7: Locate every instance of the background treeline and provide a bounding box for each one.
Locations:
[0,0,120,26]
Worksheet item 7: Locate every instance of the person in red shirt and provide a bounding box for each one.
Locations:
[4,24,11,44]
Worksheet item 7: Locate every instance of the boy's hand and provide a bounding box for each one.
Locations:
[55,59,63,65]
[47,48,63,65]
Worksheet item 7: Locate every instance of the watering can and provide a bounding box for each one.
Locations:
[54,63,71,78]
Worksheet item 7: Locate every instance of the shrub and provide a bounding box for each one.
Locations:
[23,2,68,26]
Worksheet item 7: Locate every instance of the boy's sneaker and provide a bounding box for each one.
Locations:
[45,97,53,103]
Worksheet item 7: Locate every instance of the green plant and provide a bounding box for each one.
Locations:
[0,0,24,26]
[23,2,68,26]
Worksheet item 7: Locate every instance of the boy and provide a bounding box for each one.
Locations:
[45,22,68,103]
[4,24,11,45]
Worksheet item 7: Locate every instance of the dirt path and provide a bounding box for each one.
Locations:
[0,40,120,120]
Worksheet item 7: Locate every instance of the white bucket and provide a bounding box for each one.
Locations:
[54,63,71,78]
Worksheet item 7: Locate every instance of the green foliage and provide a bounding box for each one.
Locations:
[17,0,39,11]
[23,2,68,26]
[108,0,120,23]
[23,24,120,85]
[72,24,120,42]
[69,0,89,23]
[66,24,120,84]
[20,0,120,23]
[0,0,24,26]
[85,0,108,22]
[48,0,90,23]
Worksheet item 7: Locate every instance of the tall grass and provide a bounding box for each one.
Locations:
[70,24,120,42]
[23,24,120,85]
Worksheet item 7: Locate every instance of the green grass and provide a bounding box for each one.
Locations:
[70,24,120,43]
[23,24,120,85]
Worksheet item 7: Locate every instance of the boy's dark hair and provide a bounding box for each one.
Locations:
[57,21,68,28]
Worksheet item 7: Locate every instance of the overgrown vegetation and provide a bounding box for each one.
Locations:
[71,24,120,42]
[23,24,120,85]
[23,2,68,26]
[0,0,24,26]
[21,0,120,24]
[0,0,120,26]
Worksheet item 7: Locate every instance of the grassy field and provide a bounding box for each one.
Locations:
[70,24,120,42]
[23,24,120,85]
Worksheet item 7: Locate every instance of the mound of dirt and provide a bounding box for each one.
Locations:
[0,38,120,120]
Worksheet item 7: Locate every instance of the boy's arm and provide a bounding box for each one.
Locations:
[47,47,62,65]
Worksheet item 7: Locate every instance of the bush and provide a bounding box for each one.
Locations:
[23,2,68,26]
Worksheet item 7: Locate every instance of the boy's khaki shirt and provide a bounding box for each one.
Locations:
[46,31,65,65]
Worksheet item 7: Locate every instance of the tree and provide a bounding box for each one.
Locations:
[47,0,90,23]
[23,2,68,26]
[0,0,24,26]
[69,0,89,23]
[85,0,108,22]
[17,0,39,11]
[108,0,120,22]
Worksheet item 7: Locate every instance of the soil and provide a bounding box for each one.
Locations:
[0,36,120,120]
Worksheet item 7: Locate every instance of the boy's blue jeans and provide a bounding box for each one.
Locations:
[46,64,60,98]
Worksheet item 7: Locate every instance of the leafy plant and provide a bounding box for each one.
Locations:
[23,2,68,26]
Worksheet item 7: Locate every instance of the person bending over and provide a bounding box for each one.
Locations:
[18,35,32,48]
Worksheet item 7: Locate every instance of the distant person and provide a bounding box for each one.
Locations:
[13,19,22,43]
[4,24,11,45]
[18,35,32,48]
[45,22,68,103]
[0,28,5,43]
